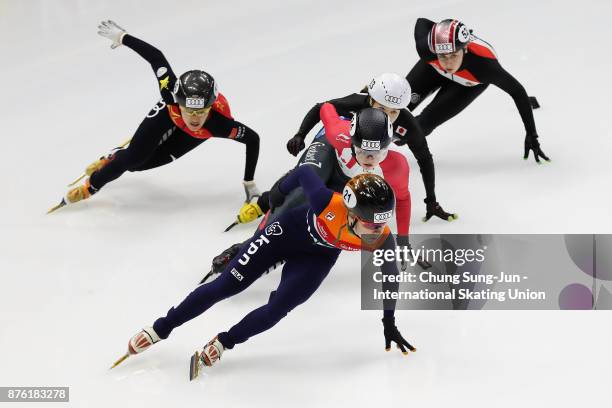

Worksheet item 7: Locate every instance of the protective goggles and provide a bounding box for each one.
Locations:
[354,214,388,230]
[180,105,212,116]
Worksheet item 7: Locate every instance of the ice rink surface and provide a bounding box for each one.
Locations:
[1,0,611,406]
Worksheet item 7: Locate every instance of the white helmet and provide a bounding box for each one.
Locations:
[367,73,411,110]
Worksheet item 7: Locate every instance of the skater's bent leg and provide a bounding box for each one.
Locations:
[154,228,288,339]
[406,60,444,111]
[130,132,205,171]
[153,269,256,339]
[89,110,172,189]
[218,251,340,349]
[417,83,488,136]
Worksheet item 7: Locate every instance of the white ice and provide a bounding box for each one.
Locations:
[1,0,611,407]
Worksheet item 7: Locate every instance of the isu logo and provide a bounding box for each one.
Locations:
[238,235,270,266]
[384,95,402,105]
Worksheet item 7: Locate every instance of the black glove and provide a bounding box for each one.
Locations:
[524,132,550,164]
[286,134,306,156]
[382,316,416,355]
[423,200,458,222]
[396,235,432,271]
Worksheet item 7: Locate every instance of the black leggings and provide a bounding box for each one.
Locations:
[256,132,346,216]
[90,103,259,190]
[407,59,488,136]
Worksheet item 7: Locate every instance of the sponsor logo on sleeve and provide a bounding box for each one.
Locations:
[146,99,167,118]
[230,268,244,281]
[265,222,283,236]
[325,211,335,221]
[156,67,168,77]
[336,133,351,143]
[315,218,329,239]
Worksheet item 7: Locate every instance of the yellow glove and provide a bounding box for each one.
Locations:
[237,202,263,224]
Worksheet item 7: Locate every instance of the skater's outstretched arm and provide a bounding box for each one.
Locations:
[319,103,352,151]
[287,93,366,156]
[473,59,549,162]
[97,20,177,104]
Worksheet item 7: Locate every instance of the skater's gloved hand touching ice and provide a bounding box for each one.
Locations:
[97,20,127,49]
[396,236,432,271]
[286,133,306,156]
[523,132,550,164]
[382,317,416,355]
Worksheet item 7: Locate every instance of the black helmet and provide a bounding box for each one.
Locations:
[428,19,472,55]
[342,173,395,224]
[349,108,393,152]
[173,70,218,108]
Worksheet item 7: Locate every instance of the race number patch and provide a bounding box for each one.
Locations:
[343,186,357,208]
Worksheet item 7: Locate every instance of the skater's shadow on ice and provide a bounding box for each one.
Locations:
[91,178,239,215]
[218,350,378,374]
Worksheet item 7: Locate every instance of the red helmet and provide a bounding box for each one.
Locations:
[427,19,472,55]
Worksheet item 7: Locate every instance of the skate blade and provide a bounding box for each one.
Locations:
[199,269,216,285]
[67,173,86,187]
[110,352,130,369]
[189,350,201,381]
[224,220,239,232]
[47,199,67,214]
